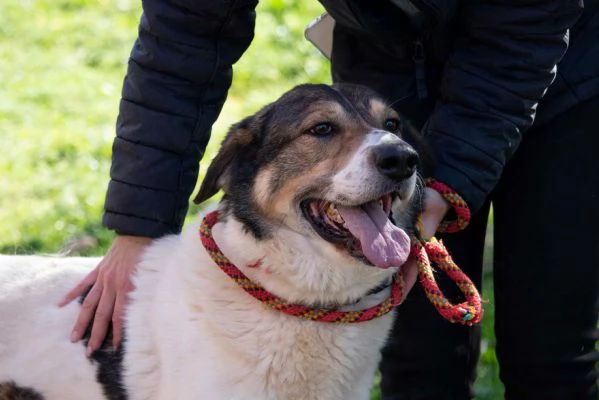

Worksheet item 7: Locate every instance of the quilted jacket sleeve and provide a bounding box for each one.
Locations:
[103,0,258,237]
[422,0,583,213]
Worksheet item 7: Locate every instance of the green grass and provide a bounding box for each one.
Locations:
[0,0,502,397]
[0,0,330,255]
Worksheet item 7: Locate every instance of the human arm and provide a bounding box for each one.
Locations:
[105,0,258,236]
[61,0,259,354]
[421,0,583,213]
[390,0,583,213]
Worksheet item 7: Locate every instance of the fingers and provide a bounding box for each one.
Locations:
[62,236,149,356]
[111,293,128,350]
[86,287,116,357]
[66,266,125,356]
[58,268,99,307]
[70,281,103,344]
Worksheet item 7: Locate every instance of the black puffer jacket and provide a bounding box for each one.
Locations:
[103,0,599,237]
[103,1,258,237]
[324,0,597,213]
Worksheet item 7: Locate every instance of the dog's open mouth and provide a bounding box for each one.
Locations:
[301,193,411,269]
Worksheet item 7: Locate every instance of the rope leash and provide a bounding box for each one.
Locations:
[409,179,484,325]
[425,178,471,233]
[199,178,484,325]
[410,238,483,325]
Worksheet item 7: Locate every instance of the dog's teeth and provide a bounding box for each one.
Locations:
[326,204,344,224]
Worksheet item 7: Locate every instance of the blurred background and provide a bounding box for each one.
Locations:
[0,0,501,397]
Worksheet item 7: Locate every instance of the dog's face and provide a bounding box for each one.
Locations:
[195,83,424,271]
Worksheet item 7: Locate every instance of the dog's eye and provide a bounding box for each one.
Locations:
[384,118,400,133]
[308,122,334,136]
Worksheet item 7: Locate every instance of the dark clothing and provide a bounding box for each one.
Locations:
[102,1,599,397]
[326,2,599,398]
[103,0,599,237]
[103,0,258,237]
[326,0,598,214]
[379,97,599,400]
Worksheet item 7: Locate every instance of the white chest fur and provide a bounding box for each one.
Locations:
[123,222,395,400]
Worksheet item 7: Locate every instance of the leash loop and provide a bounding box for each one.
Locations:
[411,236,483,325]
[413,178,482,324]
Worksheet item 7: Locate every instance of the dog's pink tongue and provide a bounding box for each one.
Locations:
[337,202,411,268]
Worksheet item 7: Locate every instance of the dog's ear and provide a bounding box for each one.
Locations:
[193,115,259,204]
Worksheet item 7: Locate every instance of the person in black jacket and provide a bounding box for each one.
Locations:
[60,1,599,398]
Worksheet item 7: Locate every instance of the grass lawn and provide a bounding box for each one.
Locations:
[0,0,503,397]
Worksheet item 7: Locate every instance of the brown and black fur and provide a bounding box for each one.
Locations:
[195,83,428,240]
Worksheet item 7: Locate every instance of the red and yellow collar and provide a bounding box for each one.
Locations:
[199,211,403,323]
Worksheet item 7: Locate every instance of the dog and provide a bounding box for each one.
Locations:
[0,83,426,400]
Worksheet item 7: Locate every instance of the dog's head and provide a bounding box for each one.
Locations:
[195,84,424,295]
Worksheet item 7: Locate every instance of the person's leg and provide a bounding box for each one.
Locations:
[492,98,599,399]
[380,201,490,400]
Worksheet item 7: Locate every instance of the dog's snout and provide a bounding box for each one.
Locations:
[372,145,419,181]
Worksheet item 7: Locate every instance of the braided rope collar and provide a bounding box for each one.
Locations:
[199,211,404,323]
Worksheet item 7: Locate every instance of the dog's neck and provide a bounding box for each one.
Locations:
[209,211,396,307]
[181,214,395,399]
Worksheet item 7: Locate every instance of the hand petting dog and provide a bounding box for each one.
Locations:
[59,235,152,355]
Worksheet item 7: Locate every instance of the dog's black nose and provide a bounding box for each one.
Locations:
[372,145,419,181]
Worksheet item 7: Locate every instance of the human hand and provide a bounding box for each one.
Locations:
[59,235,153,356]
[400,187,450,302]
[419,187,451,239]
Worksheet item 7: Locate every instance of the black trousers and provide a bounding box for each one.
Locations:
[380,98,599,399]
